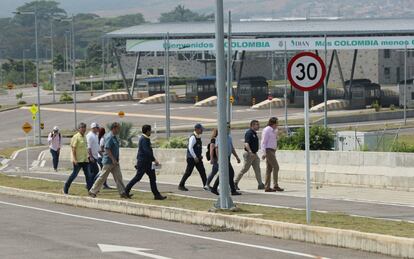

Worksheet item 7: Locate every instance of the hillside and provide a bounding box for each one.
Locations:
[1,0,414,21]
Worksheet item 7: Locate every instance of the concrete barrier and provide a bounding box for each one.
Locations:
[251,98,285,109]
[194,96,217,107]
[90,92,130,101]
[0,186,412,258]
[139,93,178,104]
[310,99,349,112]
[56,147,414,191]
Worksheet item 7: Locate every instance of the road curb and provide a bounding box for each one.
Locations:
[0,186,412,258]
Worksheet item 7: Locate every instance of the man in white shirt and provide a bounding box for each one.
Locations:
[178,123,207,191]
[86,122,101,182]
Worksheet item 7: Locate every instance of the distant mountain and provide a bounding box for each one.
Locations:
[1,0,414,21]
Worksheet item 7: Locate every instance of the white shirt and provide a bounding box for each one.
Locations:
[187,132,201,159]
[98,137,105,158]
[86,131,100,159]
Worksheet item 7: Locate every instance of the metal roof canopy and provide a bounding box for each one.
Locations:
[106,18,414,39]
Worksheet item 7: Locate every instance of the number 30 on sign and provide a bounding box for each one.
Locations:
[287,52,326,92]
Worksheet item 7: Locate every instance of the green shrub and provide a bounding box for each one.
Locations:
[18,100,27,105]
[278,126,334,150]
[160,136,187,149]
[60,92,73,102]
[390,142,414,153]
[15,92,23,100]
[390,104,395,111]
[42,82,53,91]
[372,100,381,112]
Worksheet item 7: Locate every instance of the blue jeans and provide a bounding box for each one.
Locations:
[206,162,219,186]
[50,149,59,170]
[64,162,92,193]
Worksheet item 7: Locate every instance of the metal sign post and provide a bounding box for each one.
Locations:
[287,52,326,224]
[22,122,32,173]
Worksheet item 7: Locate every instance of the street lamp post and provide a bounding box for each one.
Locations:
[48,20,56,102]
[14,7,42,145]
[22,49,30,85]
[215,0,234,209]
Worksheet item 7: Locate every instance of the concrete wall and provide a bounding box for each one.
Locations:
[58,147,414,191]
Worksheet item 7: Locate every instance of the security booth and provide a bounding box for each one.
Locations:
[186,76,216,102]
[344,79,381,109]
[236,76,268,105]
[398,78,414,108]
[137,77,165,96]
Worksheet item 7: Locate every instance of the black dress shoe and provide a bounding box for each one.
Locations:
[274,186,284,192]
[235,183,240,191]
[231,191,242,196]
[154,195,167,200]
[211,189,219,195]
[121,193,133,199]
[178,186,189,191]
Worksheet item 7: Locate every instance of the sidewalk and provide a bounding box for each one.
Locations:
[150,173,414,208]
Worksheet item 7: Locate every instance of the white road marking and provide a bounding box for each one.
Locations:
[98,244,172,259]
[0,200,330,259]
[40,160,46,168]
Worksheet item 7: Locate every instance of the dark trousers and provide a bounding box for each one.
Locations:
[125,162,160,196]
[212,160,237,193]
[64,162,92,193]
[89,160,100,180]
[206,162,219,186]
[179,158,207,187]
[50,149,59,170]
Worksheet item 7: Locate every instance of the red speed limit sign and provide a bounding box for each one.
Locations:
[287,52,326,92]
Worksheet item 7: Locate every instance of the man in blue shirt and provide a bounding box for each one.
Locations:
[125,125,166,200]
[211,126,242,196]
[89,122,131,199]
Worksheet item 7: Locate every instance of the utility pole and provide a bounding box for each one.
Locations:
[215,0,234,209]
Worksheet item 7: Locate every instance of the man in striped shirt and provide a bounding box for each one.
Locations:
[261,117,284,192]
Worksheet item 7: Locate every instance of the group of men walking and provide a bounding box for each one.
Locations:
[51,116,282,201]
[61,122,166,200]
[178,117,283,195]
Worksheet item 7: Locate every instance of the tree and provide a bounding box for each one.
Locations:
[159,5,213,23]
[14,0,66,26]
[86,42,102,68]
[108,14,145,27]
[53,54,65,71]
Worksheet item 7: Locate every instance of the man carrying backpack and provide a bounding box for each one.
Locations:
[178,123,207,191]
[48,126,61,172]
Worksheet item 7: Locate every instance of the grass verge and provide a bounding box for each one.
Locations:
[0,173,413,238]
[0,147,22,159]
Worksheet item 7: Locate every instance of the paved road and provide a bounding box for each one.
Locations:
[0,195,394,259]
[3,148,414,223]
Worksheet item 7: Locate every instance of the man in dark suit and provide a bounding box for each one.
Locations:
[125,125,166,200]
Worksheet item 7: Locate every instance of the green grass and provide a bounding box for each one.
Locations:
[396,135,414,145]
[0,173,413,238]
[0,147,21,158]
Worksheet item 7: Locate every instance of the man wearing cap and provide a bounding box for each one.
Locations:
[48,126,61,172]
[178,123,207,191]
[86,122,101,183]
[63,122,93,194]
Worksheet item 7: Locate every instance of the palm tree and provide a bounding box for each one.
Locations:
[107,122,138,148]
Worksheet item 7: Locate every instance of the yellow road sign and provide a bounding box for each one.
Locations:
[22,122,32,134]
[230,96,234,104]
[30,104,38,115]
[40,122,44,130]
[7,82,14,90]
[118,111,125,118]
